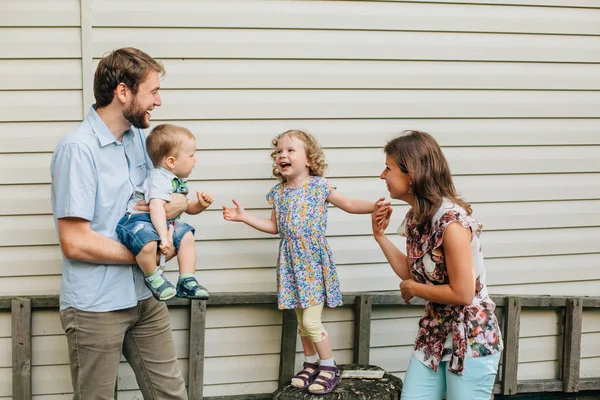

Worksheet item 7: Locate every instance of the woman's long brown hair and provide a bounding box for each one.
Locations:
[384,130,471,234]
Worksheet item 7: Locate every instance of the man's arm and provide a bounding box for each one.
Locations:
[135,193,187,220]
[52,144,139,264]
[57,217,176,264]
[57,217,136,264]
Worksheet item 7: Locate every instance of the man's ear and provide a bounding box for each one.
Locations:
[115,82,129,105]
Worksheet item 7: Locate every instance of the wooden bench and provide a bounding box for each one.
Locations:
[2,293,599,400]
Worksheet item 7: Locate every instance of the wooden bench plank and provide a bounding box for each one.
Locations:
[501,296,521,396]
[278,309,298,387]
[562,298,583,393]
[353,295,372,365]
[189,300,207,400]
[2,293,600,310]
[579,377,600,391]
[12,298,32,400]
[516,379,563,393]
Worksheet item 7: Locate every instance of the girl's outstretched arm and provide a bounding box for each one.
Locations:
[327,190,380,214]
[222,199,278,234]
[371,202,412,281]
[400,222,476,305]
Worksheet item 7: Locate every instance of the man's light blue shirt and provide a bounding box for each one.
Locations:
[51,106,154,311]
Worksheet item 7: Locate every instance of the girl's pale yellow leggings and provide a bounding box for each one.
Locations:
[294,303,328,343]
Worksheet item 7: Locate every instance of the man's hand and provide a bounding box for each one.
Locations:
[164,193,188,220]
[135,193,187,220]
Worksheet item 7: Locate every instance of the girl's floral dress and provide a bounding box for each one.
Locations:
[399,200,503,375]
[267,176,343,310]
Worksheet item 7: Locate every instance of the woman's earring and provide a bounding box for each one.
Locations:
[408,185,412,194]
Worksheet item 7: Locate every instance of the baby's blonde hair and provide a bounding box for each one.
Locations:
[146,124,195,166]
[270,130,327,183]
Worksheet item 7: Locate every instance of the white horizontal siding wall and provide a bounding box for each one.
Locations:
[1,0,599,397]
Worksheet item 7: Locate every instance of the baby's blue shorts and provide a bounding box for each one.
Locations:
[116,213,195,256]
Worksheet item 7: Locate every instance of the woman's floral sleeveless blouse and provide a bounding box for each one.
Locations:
[399,200,503,375]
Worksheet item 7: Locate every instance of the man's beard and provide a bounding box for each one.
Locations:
[123,96,149,129]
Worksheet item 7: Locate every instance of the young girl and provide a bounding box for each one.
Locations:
[372,130,502,400]
[223,130,381,395]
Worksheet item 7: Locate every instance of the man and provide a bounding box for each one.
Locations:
[51,47,188,399]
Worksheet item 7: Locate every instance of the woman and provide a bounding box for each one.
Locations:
[372,130,502,400]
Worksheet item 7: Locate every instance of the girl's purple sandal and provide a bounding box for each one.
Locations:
[290,362,319,389]
[308,365,341,394]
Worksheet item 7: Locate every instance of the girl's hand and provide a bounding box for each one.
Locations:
[222,199,247,222]
[197,191,214,209]
[372,198,392,238]
[400,279,416,304]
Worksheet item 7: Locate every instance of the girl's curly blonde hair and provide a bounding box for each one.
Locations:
[270,130,327,183]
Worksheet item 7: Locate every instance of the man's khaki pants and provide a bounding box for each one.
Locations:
[60,297,187,399]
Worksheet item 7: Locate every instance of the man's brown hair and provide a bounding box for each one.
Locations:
[93,47,165,107]
[146,124,195,166]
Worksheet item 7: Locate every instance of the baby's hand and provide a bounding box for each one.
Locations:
[222,199,246,222]
[159,238,172,255]
[197,191,214,209]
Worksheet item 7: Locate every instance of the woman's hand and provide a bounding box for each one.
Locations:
[222,199,247,222]
[371,197,392,238]
[400,279,417,304]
